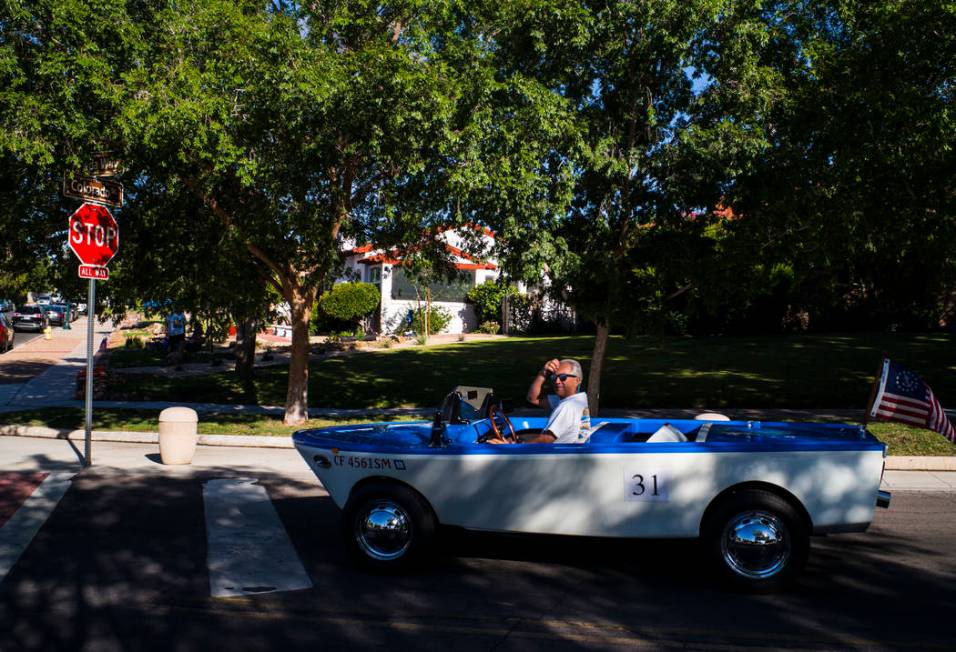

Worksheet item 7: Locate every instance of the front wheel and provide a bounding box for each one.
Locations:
[703,489,809,591]
[341,481,436,572]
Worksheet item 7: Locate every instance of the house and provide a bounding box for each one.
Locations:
[339,228,501,334]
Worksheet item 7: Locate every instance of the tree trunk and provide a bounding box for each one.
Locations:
[425,287,431,341]
[586,322,609,417]
[284,288,315,425]
[234,318,258,380]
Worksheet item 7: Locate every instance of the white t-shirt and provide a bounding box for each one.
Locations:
[545,393,590,444]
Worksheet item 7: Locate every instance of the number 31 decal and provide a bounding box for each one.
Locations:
[624,470,668,501]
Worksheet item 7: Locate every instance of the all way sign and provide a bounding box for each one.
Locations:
[78,265,109,280]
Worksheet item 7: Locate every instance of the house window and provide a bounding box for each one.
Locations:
[368,266,382,286]
[390,268,474,302]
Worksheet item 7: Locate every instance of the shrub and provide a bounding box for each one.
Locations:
[124,334,144,349]
[466,281,518,324]
[412,306,452,335]
[316,282,380,330]
[476,320,500,334]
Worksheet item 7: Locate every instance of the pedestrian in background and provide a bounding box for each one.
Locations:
[165,306,187,371]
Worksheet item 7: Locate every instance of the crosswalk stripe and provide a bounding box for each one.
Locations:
[0,471,74,584]
[203,478,313,598]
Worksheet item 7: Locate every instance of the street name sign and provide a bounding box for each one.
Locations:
[63,174,124,208]
[78,265,109,280]
[68,203,119,267]
[89,152,122,177]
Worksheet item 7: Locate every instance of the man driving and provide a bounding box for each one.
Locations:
[487,358,590,444]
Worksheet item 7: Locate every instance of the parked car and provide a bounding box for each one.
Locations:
[12,304,50,332]
[0,313,14,352]
[0,299,14,319]
[35,294,52,305]
[44,304,68,327]
[294,386,890,591]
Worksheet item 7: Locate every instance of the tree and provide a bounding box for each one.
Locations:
[1,1,579,423]
[466,280,517,325]
[0,0,140,306]
[113,1,571,423]
[105,179,277,381]
[487,1,727,414]
[677,1,956,331]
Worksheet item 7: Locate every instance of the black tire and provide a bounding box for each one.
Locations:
[341,481,437,572]
[703,489,809,592]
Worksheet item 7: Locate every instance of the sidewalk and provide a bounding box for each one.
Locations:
[0,317,112,407]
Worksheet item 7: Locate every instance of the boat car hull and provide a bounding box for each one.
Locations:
[294,416,886,539]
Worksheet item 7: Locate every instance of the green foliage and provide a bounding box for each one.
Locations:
[124,334,144,349]
[466,282,518,324]
[412,306,452,335]
[317,282,380,326]
[476,320,500,335]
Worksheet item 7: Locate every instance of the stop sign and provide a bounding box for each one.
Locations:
[68,202,119,266]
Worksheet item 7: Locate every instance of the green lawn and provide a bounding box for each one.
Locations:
[107,332,956,410]
[867,422,956,456]
[108,346,221,368]
[0,408,420,436]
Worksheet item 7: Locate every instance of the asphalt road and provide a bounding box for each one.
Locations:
[1,469,953,652]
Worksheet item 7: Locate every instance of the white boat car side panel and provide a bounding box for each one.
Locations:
[296,445,884,538]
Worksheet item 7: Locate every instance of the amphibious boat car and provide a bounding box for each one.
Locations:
[294,386,890,590]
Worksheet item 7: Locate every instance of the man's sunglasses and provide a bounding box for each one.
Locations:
[551,373,577,382]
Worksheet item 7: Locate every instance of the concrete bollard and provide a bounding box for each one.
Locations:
[158,407,199,465]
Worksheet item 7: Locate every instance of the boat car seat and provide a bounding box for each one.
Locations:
[646,423,688,443]
[579,421,609,443]
[695,412,730,421]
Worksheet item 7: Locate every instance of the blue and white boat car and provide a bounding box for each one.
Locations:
[294,386,891,590]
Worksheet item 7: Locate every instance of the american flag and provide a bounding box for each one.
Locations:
[869,359,955,443]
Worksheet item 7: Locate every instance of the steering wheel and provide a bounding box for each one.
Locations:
[487,403,517,443]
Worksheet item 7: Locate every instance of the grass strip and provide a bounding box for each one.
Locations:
[0,408,421,437]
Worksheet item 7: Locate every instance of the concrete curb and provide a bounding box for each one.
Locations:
[0,425,293,448]
[883,456,956,471]
[2,424,954,467]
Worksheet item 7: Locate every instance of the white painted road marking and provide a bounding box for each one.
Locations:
[0,471,75,583]
[203,478,313,598]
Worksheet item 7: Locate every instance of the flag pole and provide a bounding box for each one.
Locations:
[863,352,887,427]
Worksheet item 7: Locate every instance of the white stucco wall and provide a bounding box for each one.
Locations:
[381,300,477,335]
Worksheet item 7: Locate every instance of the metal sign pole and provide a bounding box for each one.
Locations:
[84,278,96,467]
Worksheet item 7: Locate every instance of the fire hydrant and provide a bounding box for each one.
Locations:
[43,325,53,340]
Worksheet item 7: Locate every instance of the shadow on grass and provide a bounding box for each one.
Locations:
[103,332,956,412]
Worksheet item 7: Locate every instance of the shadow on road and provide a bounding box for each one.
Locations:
[1,459,953,650]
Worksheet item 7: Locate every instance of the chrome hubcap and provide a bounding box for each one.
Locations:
[354,500,412,561]
[721,510,790,579]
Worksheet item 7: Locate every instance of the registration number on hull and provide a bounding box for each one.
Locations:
[334,455,406,471]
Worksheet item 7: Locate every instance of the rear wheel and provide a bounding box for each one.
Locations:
[703,489,809,591]
[341,481,436,572]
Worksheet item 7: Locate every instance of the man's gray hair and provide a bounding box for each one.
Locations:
[561,359,583,379]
